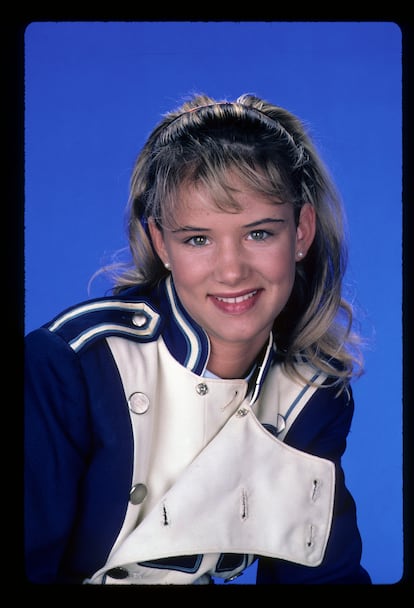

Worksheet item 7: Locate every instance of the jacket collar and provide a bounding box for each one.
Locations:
[160,276,277,403]
[47,274,277,405]
[160,275,210,376]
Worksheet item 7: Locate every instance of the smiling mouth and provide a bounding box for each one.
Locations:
[214,290,258,304]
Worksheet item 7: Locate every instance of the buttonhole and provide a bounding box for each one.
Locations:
[162,502,169,526]
[311,479,319,501]
[240,488,248,520]
[307,524,314,548]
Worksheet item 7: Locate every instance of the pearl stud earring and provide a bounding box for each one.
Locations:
[164,262,171,270]
[297,251,304,259]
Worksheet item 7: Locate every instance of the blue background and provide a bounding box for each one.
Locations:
[24,21,403,585]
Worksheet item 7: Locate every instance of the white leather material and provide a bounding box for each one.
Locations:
[102,337,250,557]
[86,335,334,585]
[87,400,335,584]
[255,361,326,440]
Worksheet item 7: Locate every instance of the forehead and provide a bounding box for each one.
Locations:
[174,179,292,220]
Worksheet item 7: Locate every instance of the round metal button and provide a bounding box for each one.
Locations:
[132,313,147,327]
[128,392,149,414]
[130,483,148,505]
[236,407,249,417]
[196,382,209,396]
[106,567,129,580]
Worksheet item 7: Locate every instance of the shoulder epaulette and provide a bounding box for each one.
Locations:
[47,298,162,353]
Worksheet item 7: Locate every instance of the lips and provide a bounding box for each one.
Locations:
[210,289,261,314]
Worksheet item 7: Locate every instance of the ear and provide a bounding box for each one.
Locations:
[295,203,316,260]
[148,217,169,264]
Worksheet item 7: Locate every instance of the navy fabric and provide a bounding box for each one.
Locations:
[24,279,371,584]
[25,330,134,583]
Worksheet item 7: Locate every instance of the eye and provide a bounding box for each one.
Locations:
[185,235,210,247]
[247,229,272,241]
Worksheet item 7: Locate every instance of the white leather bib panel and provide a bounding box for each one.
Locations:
[85,337,334,585]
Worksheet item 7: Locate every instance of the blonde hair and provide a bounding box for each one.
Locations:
[97,93,364,387]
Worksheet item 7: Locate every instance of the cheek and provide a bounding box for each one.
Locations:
[168,244,211,279]
[261,247,296,283]
[169,252,206,288]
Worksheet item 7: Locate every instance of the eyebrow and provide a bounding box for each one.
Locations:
[172,218,285,233]
[245,218,285,228]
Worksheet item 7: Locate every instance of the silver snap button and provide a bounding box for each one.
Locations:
[128,392,149,414]
[132,313,147,327]
[196,383,209,396]
[130,483,148,505]
[236,407,249,417]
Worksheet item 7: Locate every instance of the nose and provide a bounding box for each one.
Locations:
[213,240,249,285]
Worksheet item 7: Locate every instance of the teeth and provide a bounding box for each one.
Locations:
[216,290,257,304]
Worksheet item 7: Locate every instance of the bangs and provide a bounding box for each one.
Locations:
[157,157,294,231]
[144,105,303,230]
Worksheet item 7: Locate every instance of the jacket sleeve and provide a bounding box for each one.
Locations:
[24,328,93,583]
[256,384,372,584]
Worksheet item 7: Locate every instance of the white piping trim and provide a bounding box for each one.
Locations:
[69,322,159,352]
[249,334,274,405]
[49,300,158,332]
[165,276,208,372]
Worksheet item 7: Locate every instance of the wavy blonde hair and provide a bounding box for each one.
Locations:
[97,93,364,387]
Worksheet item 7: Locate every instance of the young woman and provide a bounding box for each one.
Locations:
[24,93,371,585]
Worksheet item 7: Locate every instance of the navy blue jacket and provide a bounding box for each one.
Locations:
[24,279,371,585]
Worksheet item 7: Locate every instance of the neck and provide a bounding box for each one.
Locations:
[206,337,269,379]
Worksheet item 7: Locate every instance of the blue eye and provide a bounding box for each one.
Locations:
[248,230,271,241]
[186,235,209,247]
